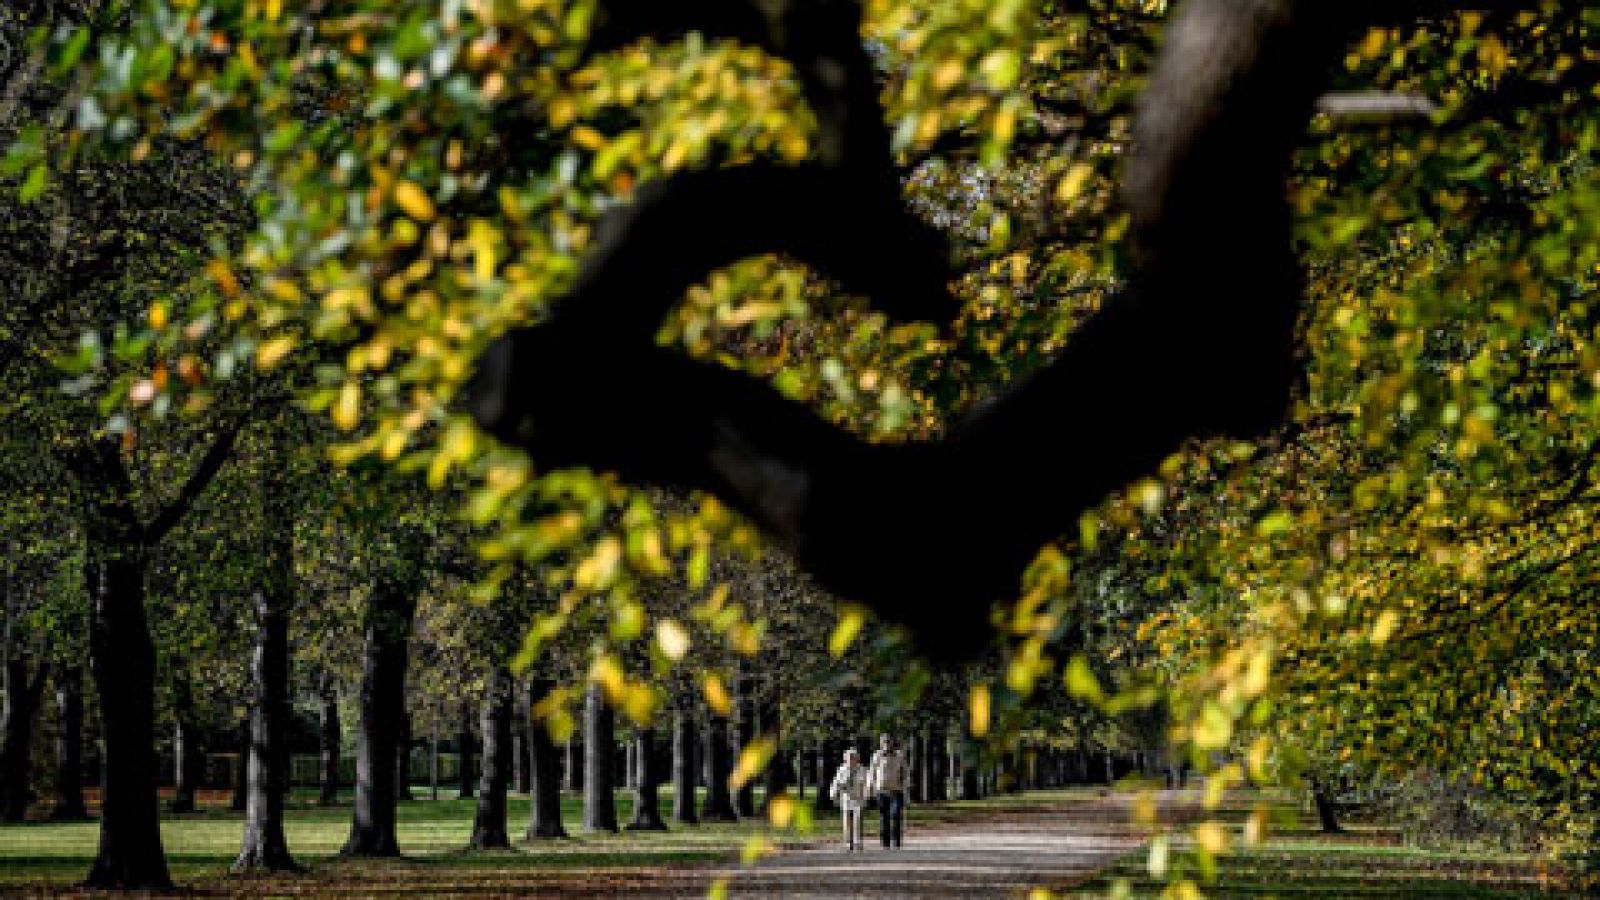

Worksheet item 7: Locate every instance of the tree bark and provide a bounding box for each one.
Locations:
[340,580,416,857]
[732,664,756,819]
[168,719,197,814]
[469,666,512,849]
[85,550,171,889]
[928,727,949,801]
[1312,780,1343,834]
[671,698,698,825]
[512,714,530,795]
[467,0,1386,664]
[234,582,297,872]
[457,699,475,800]
[701,710,738,821]
[757,685,785,814]
[318,688,340,806]
[812,740,836,812]
[395,710,413,802]
[0,652,49,821]
[564,738,581,792]
[907,731,925,805]
[51,667,89,820]
[526,678,568,839]
[581,684,618,832]
[958,746,980,801]
[626,726,667,831]
[230,717,249,811]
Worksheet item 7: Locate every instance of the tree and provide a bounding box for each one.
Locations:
[581,683,619,833]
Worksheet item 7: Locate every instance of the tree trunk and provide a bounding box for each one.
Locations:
[168,719,197,814]
[1,653,49,821]
[395,711,413,802]
[51,668,89,820]
[234,584,298,872]
[85,550,171,889]
[457,699,475,800]
[513,712,530,795]
[624,738,638,791]
[702,710,738,821]
[581,684,618,832]
[812,740,835,813]
[469,667,512,849]
[1312,780,1343,834]
[627,726,667,830]
[758,684,785,814]
[671,699,698,825]
[733,664,756,819]
[230,717,249,811]
[526,679,568,839]
[907,731,925,805]
[564,738,582,792]
[929,727,949,801]
[959,747,980,801]
[340,580,416,857]
[318,688,340,806]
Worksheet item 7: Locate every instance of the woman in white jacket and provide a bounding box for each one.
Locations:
[828,748,868,852]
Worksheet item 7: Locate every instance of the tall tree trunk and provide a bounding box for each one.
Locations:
[757,685,785,814]
[234,584,297,872]
[51,668,89,820]
[456,699,475,800]
[671,697,698,825]
[340,580,416,857]
[928,727,949,801]
[526,678,568,839]
[701,710,738,821]
[811,739,836,813]
[958,746,980,801]
[513,707,530,796]
[732,664,756,819]
[395,711,413,802]
[168,720,197,814]
[1311,780,1343,834]
[581,684,618,832]
[564,738,582,792]
[318,688,340,806]
[469,667,512,849]
[166,663,198,815]
[908,731,926,805]
[0,653,49,821]
[627,726,667,830]
[85,550,171,889]
[230,717,249,811]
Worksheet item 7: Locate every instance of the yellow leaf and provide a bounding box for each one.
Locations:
[1371,609,1399,645]
[1055,163,1094,205]
[332,381,361,431]
[256,335,296,370]
[730,736,776,790]
[1194,821,1230,855]
[828,606,865,658]
[656,619,690,660]
[394,180,435,222]
[703,673,731,716]
[766,793,796,828]
[969,685,991,737]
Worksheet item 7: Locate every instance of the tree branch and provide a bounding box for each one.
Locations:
[466,0,1415,658]
[141,416,247,546]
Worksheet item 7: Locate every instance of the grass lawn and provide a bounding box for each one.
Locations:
[1,786,1072,895]
[1071,795,1570,898]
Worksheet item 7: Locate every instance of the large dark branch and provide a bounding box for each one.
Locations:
[467,0,1406,659]
[141,416,246,546]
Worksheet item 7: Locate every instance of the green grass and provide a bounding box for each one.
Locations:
[0,787,782,889]
[1071,797,1568,898]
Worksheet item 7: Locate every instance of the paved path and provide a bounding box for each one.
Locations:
[697,791,1181,899]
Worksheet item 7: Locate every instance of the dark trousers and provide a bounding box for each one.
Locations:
[877,790,905,846]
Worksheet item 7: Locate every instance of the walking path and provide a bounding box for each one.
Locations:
[706,791,1174,898]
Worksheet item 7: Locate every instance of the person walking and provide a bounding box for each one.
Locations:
[868,733,909,848]
[829,748,868,852]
